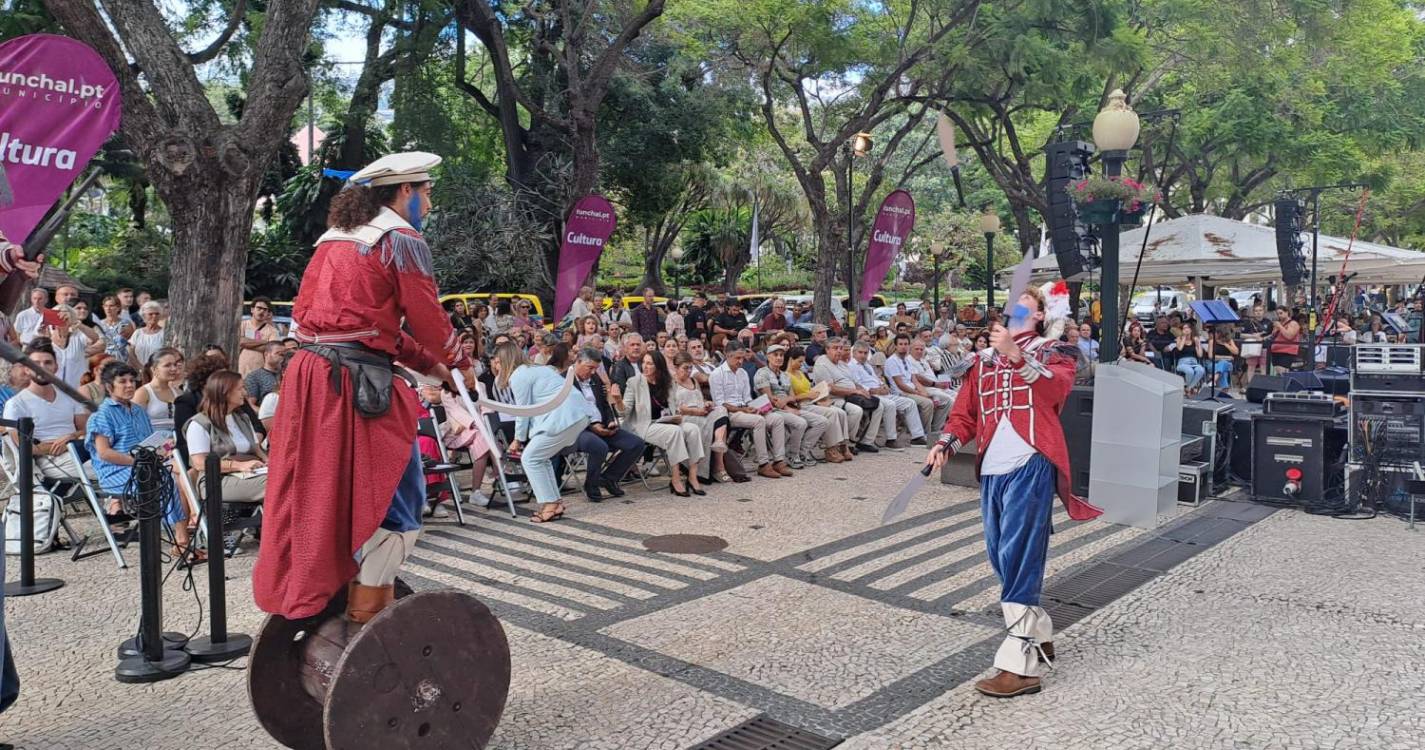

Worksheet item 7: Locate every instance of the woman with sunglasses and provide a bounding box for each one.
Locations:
[134,347,184,432]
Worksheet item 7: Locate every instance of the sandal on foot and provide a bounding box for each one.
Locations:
[530,504,564,523]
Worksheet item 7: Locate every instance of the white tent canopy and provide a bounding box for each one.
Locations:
[1012,214,1425,286]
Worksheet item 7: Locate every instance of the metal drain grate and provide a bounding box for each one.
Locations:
[1042,562,1159,609]
[1110,538,1203,573]
[690,715,841,750]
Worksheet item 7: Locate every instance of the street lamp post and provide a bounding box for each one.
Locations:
[979,209,1001,310]
[1091,88,1141,364]
[931,241,946,312]
[845,132,873,327]
[670,245,686,301]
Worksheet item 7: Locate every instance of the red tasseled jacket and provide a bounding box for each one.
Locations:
[941,331,1103,521]
[253,211,463,619]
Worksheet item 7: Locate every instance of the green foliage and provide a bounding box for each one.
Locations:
[0,0,54,40]
[67,225,173,294]
[424,164,552,293]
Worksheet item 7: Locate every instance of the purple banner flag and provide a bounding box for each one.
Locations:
[554,195,617,322]
[0,34,122,244]
[859,189,915,305]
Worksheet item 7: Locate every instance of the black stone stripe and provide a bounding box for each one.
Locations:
[479,511,741,575]
[406,554,606,614]
[791,500,983,576]
[427,524,706,587]
[850,510,1076,588]
[423,527,687,593]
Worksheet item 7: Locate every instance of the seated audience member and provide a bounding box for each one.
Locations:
[85,361,191,556]
[1208,324,1239,396]
[243,342,285,408]
[1077,322,1100,362]
[661,336,682,364]
[672,352,733,482]
[561,348,644,501]
[134,347,184,432]
[907,339,954,429]
[761,298,789,332]
[754,344,824,471]
[786,346,850,462]
[184,370,268,546]
[174,354,237,464]
[710,341,789,480]
[848,342,924,447]
[505,342,591,524]
[3,340,92,483]
[811,337,884,453]
[80,353,116,405]
[257,350,294,435]
[612,350,707,496]
[1122,320,1152,365]
[884,334,939,439]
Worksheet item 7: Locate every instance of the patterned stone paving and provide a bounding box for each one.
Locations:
[1,444,1419,749]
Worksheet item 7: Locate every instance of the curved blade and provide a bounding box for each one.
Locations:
[881,464,933,525]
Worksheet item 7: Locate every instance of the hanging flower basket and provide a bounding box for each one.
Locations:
[1067,176,1159,226]
[1076,199,1121,225]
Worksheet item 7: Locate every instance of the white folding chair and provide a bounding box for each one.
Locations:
[0,436,97,565]
[556,444,588,492]
[62,442,132,568]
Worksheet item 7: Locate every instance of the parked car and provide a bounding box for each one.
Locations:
[440,292,551,329]
[744,293,888,335]
[1129,289,1193,321]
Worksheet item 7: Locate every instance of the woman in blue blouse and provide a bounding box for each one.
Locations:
[84,361,196,563]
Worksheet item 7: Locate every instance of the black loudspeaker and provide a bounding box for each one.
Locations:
[1044,141,1097,281]
[1274,196,1307,286]
[1250,414,1347,505]
[1061,385,1094,497]
[1246,374,1287,403]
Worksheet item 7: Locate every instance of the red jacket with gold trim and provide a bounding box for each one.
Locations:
[937,330,1102,521]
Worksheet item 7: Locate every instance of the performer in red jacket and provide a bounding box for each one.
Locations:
[253,152,468,623]
[925,280,1101,698]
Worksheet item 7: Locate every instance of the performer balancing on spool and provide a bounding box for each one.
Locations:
[253,152,469,624]
[924,281,1102,698]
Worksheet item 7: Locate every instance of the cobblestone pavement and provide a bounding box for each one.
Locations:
[1,445,1420,749]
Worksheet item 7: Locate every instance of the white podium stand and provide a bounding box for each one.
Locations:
[1088,363,1182,529]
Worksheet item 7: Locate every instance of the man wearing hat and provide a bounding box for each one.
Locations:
[924,280,1102,698]
[254,152,471,624]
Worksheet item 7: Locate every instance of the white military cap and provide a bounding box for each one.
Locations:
[348,151,442,187]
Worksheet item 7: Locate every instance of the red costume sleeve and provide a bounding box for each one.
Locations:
[384,228,467,373]
[1016,344,1076,409]
[942,358,981,447]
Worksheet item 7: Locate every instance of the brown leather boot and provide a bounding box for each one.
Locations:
[824,447,845,463]
[840,444,853,461]
[346,582,395,624]
[773,461,794,477]
[974,670,1041,698]
[757,463,782,479]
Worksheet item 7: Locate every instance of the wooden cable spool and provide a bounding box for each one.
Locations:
[248,581,511,750]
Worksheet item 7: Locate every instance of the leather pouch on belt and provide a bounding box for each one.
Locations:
[350,359,394,417]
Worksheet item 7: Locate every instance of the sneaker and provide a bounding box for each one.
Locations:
[429,504,450,519]
[467,489,492,508]
[855,443,879,453]
[787,457,805,470]
[910,436,928,446]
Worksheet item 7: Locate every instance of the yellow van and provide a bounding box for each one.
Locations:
[602,295,671,310]
[440,293,550,329]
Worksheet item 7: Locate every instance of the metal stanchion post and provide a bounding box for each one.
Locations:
[4,417,64,596]
[186,454,252,662]
[116,449,189,683]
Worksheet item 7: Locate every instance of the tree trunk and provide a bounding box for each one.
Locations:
[639,232,669,295]
[164,179,259,358]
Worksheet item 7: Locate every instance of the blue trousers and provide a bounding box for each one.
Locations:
[980,454,1056,606]
[1212,359,1232,390]
[556,427,645,490]
[381,443,426,533]
[1176,356,1206,390]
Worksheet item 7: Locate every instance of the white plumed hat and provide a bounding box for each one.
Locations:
[1039,280,1072,340]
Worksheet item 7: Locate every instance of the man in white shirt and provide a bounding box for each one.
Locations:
[2,342,92,483]
[849,342,925,448]
[810,338,884,453]
[909,339,954,431]
[50,305,101,391]
[884,334,937,440]
[12,287,48,345]
[709,341,787,479]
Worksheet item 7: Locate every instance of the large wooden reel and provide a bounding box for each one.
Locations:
[248,582,511,750]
